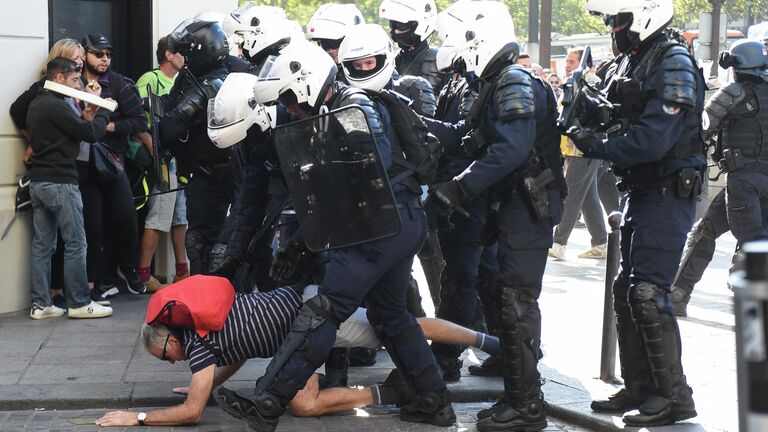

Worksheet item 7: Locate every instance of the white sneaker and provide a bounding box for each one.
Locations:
[578,243,608,259]
[67,301,113,319]
[30,304,66,320]
[548,243,566,259]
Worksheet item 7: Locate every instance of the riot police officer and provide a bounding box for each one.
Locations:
[423,4,566,430]
[671,39,768,315]
[212,41,454,431]
[380,0,447,94]
[307,2,365,82]
[566,0,705,426]
[160,20,231,275]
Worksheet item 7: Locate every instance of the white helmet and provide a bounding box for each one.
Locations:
[307,3,365,42]
[585,0,673,42]
[379,0,438,39]
[252,40,338,113]
[339,24,395,91]
[239,17,299,64]
[439,2,517,77]
[207,73,275,148]
[223,3,287,37]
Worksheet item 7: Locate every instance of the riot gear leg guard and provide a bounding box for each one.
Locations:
[417,224,445,309]
[670,192,728,316]
[319,347,349,388]
[215,292,336,432]
[591,276,653,413]
[375,323,456,427]
[476,286,546,432]
[622,282,696,427]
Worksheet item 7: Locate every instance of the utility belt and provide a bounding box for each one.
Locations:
[718,148,768,173]
[617,167,703,198]
[193,161,230,177]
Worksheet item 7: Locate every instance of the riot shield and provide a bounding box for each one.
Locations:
[273,105,402,251]
[146,84,170,192]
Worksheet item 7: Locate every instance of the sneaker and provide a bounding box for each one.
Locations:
[578,243,608,259]
[548,243,566,259]
[94,280,121,298]
[117,265,147,294]
[30,304,66,320]
[89,290,111,306]
[67,301,113,319]
[145,276,165,294]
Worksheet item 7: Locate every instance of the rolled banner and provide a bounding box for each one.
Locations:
[43,80,118,112]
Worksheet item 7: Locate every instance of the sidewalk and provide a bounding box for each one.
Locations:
[0,226,737,431]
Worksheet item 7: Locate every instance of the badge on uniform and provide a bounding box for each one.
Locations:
[662,103,681,115]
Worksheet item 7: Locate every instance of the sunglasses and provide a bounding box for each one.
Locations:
[89,50,112,59]
[390,20,416,32]
[62,64,83,74]
[160,334,171,361]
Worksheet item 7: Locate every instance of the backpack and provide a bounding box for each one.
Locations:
[145,275,235,338]
[366,89,443,186]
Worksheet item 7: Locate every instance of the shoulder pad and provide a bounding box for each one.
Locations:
[337,88,385,135]
[393,75,436,117]
[703,82,746,136]
[657,45,698,109]
[420,48,445,94]
[494,65,535,120]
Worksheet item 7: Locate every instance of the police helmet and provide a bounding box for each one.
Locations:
[339,24,395,91]
[585,0,673,43]
[719,39,768,77]
[169,19,229,76]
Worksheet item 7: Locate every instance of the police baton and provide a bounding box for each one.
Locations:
[599,211,622,383]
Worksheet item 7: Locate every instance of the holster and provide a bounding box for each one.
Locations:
[676,168,703,199]
[522,168,555,220]
[461,129,487,155]
[720,148,746,172]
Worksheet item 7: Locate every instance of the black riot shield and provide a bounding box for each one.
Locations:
[273,105,402,251]
[146,84,170,192]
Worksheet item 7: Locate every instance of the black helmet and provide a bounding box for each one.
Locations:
[719,39,768,76]
[169,19,229,76]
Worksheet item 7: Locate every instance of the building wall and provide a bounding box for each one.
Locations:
[0,0,236,314]
[0,0,49,314]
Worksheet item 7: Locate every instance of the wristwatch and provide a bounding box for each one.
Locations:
[137,412,147,426]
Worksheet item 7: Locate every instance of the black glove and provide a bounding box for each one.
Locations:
[565,125,601,156]
[270,239,310,285]
[425,180,470,219]
[208,255,241,280]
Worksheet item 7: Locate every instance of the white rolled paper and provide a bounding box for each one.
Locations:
[43,80,118,112]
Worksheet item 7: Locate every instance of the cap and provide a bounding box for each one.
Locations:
[82,34,114,52]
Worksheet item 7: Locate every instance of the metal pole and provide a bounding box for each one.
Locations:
[599,211,622,383]
[734,241,768,431]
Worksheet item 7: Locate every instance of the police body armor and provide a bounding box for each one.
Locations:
[708,81,768,172]
[396,43,446,96]
[434,76,478,183]
[604,33,705,181]
[463,64,566,213]
[167,69,229,176]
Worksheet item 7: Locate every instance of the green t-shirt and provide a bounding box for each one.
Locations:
[136,69,175,98]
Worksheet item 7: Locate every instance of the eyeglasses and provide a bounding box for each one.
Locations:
[61,64,83,74]
[89,50,112,59]
[160,334,171,361]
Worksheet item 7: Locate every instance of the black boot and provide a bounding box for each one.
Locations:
[590,384,648,413]
[469,354,503,377]
[476,396,547,432]
[436,356,463,382]
[319,347,349,388]
[379,368,416,407]
[400,389,456,427]
[623,378,697,427]
[213,387,284,432]
[349,347,377,366]
[477,397,506,420]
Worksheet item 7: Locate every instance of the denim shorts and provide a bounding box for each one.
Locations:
[144,158,187,231]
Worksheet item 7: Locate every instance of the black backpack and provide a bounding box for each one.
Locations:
[365,89,442,186]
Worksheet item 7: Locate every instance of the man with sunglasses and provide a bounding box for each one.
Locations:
[80,33,148,297]
[26,57,114,320]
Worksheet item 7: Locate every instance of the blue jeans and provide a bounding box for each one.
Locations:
[30,182,90,308]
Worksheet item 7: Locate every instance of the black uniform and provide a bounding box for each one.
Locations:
[395,41,447,97]
[425,59,565,431]
[569,31,705,426]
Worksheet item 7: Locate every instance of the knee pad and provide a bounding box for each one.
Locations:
[628,282,675,325]
[498,287,532,328]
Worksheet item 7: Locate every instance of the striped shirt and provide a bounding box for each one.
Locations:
[182,287,302,373]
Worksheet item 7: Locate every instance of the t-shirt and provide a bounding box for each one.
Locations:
[136,69,175,99]
[182,287,302,374]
